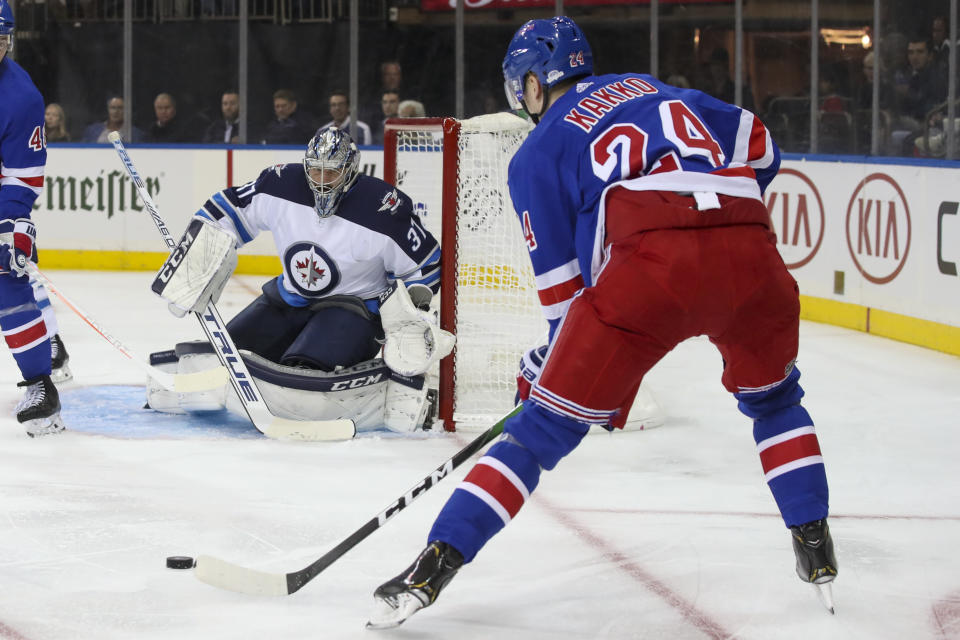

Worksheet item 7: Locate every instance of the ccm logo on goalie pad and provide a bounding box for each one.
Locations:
[376,460,455,525]
[330,373,384,391]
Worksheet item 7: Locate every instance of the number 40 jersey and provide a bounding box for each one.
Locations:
[0,56,46,220]
[508,72,781,341]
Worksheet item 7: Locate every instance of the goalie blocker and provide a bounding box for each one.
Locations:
[146,342,437,433]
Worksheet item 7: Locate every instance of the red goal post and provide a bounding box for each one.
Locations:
[383,114,664,433]
[384,114,540,432]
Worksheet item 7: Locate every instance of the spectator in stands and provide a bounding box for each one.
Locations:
[856,51,895,110]
[44,103,70,142]
[203,90,241,144]
[895,36,946,123]
[322,90,372,145]
[889,35,947,155]
[82,95,145,143]
[260,89,315,145]
[147,92,195,143]
[818,67,849,113]
[702,47,754,110]
[363,60,407,125]
[373,90,400,145]
[381,60,403,94]
[397,100,426,118]
[932,16,951,73]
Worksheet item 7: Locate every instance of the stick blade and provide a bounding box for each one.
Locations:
[193,555,290,596]
[260,416,356,442]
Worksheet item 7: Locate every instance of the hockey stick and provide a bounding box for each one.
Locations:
[107,132,355,442]
[24,263,228,393]
[192,404,522,596]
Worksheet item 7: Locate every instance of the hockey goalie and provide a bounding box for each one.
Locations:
[145,126,454,433]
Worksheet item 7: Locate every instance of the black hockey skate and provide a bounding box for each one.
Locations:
[16,375,66,437]
[790,518,838,613]
[367,541,464,630]
[49,334,72,384]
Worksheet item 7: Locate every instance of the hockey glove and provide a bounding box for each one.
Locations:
[515,343,548,404]
[380,280,455,377]
[151,217,238,318]
[0,219,37,279]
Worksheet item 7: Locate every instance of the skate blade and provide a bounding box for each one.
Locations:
[814,581,835,614]
[51,364,73,384]
[366,592,425,630]
[24,415,67,438]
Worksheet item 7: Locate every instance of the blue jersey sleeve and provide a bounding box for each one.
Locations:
[508,137,584,341]
[0,64,47,219]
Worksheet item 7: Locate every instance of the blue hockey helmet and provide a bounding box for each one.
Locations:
[303,126,360,219]
[0,0,13,35]
[502,16,593,112]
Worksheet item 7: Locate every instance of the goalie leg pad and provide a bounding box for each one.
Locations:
[383,372,433,433]
[145,350,228,413]
[151,217,238,318]
[147,342,394,431]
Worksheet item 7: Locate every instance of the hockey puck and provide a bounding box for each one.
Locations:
[166,555,196,570]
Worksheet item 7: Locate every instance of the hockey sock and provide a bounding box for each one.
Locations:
[1,303,51,380]
[428,437,541,563]
[737,368,829,527]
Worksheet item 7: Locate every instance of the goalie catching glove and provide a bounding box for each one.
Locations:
[379,280,455,377]
[151,217,238,317]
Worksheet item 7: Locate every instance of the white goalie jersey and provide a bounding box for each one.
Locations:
[197,164,441,308]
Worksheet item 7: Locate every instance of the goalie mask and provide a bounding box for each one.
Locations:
[304,127,360,219]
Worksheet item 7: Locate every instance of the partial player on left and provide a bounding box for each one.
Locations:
[0,0,71,436]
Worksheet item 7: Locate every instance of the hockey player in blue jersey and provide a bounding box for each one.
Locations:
[0,0,69,436]
[146,126,453,432]
[369,16,837,627]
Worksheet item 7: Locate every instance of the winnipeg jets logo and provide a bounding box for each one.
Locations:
[272,163,287,177]
[283,242,341,297]
[378,189,403,214]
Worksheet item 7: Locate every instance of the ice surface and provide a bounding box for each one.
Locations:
[0,270,958,639]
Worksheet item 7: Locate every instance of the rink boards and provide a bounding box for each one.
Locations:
[29,144,960,356]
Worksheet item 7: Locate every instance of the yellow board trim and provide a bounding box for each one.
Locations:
[33,250,960,357]
[37,249,283,275]
[799,294,960,357]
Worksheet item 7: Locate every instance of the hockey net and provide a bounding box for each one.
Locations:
[384,114,663,433]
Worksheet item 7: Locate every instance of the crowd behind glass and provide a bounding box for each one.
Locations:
[13,0,959,158]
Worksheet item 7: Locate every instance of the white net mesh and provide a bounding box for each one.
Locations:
[392,114,544,429]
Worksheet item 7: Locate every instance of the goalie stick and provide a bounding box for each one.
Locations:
[191,404,522,596]
[107,131,356,442]
[25,263,228,393]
